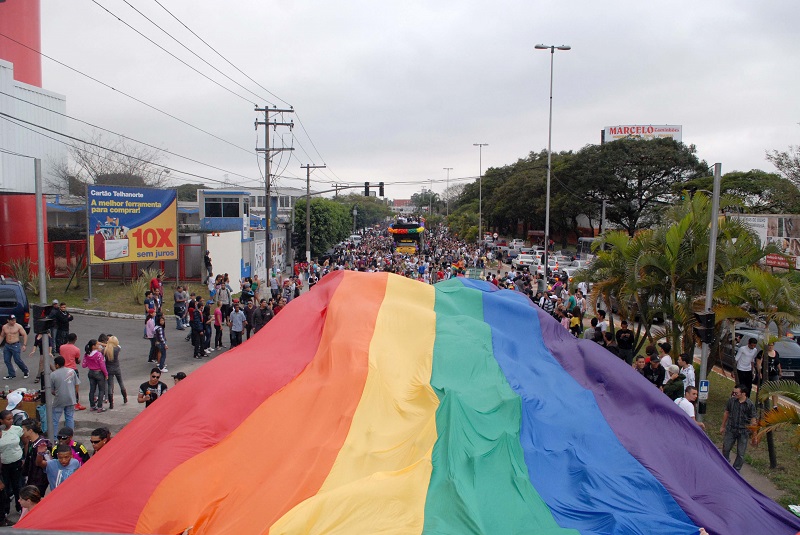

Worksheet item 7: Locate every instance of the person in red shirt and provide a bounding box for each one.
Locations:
[149,273,163,296]
[58,334,86,411]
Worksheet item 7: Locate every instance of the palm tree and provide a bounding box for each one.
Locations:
[717,266,800,467]
[754,381,800,451]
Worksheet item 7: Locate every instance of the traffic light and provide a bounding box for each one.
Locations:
[693,311,715,344]
[32,305,54,335]
[379,182,384,197]
[364,182,370,196]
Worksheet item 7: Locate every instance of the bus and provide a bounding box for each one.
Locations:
[576,237,599,260]
[389,218,425,255]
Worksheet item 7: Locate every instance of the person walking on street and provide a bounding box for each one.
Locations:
[138,368,168,408]
[81,340,108,412]
[720,385,757,471]
[213,302,224,350]
[1,315,29,380]
[104,336,127,409]
[145,308,157,363]
[252,298,274,334]
[173,286,186,331]
[154,315,169,373]
[59,333,86,411]
[228,300,246,347]
[52,302,73,354]
[244,300,256,340]
[50,356,79,432]
[190,300,205,359]
[734,337,759,398]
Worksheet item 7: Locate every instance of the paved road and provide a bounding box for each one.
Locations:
[4,313,233,441]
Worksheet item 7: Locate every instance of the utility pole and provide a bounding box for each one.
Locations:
[443,167,452,216]
[35,159,53,441]
[473,143,488,242]
[301,164,326,264]
[255,106,294,277]
[429,179,433,215]
[600,199,607,234]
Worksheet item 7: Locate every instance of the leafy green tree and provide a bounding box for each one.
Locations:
[564,138,707,236]
[755,381,800,451]
[291,198,351,260]
[176,183,207,202]
[334,194,392,230]
[679,170,800,214]
[767,136,800,187]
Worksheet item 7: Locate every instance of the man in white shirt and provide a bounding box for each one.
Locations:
[678,353,695,390]
[734,337,759,398]
[658,342,673,385]
[675,386,704,429]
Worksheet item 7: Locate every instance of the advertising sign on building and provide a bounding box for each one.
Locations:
[87,186,178,265]
[602,125,682,143]
[732,213,800,269]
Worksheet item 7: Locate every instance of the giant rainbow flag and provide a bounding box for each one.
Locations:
[18,272,800,534]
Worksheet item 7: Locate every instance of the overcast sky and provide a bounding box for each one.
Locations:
[39,0,800,200]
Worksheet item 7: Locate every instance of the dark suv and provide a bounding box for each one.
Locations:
[0,277,30,333]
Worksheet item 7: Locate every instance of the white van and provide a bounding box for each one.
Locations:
[350,234,362,245]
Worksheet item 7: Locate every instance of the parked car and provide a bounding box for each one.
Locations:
[512,254,537,270]
[0,277,30,333]
[720,326,800,383]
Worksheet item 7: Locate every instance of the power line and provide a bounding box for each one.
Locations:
[90,0,256,106]
[0,147,35,159]
[116,0,274,107]
[151,0,291,108]
[0,31,253,155]
[149,0,346,182]
[0,112,262,188]
[0,90,259,182]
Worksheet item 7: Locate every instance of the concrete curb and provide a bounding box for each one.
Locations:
[68,308,176,321]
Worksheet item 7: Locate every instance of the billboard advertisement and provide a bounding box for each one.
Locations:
[87,186,178,265]
[732,213,800,269]
[602,125,682,143]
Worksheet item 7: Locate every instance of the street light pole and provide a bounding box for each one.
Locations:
[473,143,488,242]
[443,167,453,216]
[535,43,570,279]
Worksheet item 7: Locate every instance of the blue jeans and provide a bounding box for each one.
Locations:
[52,404,75,434]
[157,342,167,369]
[3,342,28,377]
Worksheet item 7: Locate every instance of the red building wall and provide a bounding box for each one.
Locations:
[0,0,42,87]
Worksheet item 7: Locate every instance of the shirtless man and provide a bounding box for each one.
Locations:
[1,315,29,379]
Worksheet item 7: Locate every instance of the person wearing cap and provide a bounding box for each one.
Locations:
[643,346,666,390]
[49,427,90,466]
[172,371,186,384]
[227,300,247,347]
[243,299,256,340]
[5,391,28,426]
[663,364,686,400]
[1,315,29,380]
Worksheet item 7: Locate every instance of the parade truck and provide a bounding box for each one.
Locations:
[389,218,425,255]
